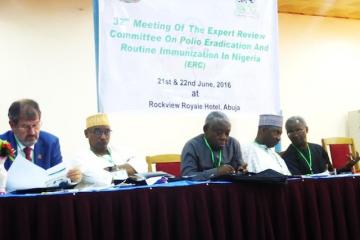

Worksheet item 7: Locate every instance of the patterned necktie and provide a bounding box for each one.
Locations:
[23,147,32,161]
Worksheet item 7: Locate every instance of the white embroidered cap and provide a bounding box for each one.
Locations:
[259,114,283,127]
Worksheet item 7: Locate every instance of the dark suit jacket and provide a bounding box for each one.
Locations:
[0,130,63,170]
[282,143,330,175]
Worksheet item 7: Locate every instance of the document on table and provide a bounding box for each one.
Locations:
[301,170,330,178]
[6,155,69,191]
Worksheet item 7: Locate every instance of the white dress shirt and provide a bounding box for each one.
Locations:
[69,145,146,189]
[241,142,290,175]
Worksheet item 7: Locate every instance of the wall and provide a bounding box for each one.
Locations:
[0,0,97,162]
[278,13,360,147]
[0,1,360,169]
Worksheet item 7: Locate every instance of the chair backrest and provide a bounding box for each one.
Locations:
[146,154,181,177]
[321,137,359,171]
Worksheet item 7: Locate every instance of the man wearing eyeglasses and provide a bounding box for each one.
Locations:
[0,99,82,182]
[282,116,359,175]
[70,113,144,188]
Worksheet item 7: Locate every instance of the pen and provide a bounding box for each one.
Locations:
[126,156,135,162]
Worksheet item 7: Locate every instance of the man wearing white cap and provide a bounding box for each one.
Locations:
[241,114,290,175]
[70,113,144,189]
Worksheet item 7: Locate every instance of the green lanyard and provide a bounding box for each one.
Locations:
[292,144,313,174]
[204,137,222,167]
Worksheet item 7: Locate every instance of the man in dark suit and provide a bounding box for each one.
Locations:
[181,111,247,180]
[282,116,359,175]
[0,99,81,182]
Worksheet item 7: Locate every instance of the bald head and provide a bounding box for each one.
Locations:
[285,116,308,148]
[285,116,307,131]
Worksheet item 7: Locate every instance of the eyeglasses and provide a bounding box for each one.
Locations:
[17,121,42,131]
[287,128,305,137]
[91,128,112,137]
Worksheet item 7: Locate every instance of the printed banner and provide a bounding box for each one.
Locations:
[95,0,280,114]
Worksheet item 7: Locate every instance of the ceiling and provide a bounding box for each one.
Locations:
[278,0,360,20]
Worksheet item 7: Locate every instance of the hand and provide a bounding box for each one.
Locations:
[237,163,248,174]
[116,163,137,176]
[217,164,236,176]
[67,168,82,183]
[346,151,360,168]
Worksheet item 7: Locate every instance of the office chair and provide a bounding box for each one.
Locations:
[146,154,181,177]
[321,137,360,172]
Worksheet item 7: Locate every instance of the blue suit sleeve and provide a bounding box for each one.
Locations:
[50,137,63,166]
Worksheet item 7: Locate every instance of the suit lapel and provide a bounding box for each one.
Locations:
[33,132,45,167]
[8,132,18,158]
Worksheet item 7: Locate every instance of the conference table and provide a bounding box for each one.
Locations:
[0,175,360,240]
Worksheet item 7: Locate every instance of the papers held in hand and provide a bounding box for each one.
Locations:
[111,169,128,180]
[6,155,73,193]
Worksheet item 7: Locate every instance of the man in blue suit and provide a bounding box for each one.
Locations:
[0,99,81,182]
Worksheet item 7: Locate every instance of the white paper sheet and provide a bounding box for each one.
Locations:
[45,162,69,187]
[6,155,69,191]
[111,169,128,180]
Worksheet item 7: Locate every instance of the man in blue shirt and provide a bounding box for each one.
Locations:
[0,99,81,182]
